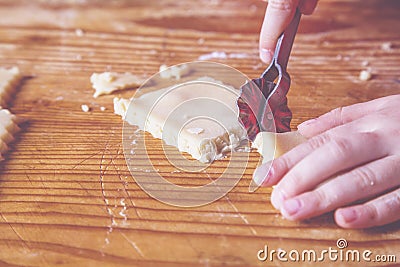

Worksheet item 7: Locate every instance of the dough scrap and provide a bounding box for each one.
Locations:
[0,66,22,108]
[0,109,22,161]
[252,131,307,163]
[159,64,190,80]
[359,69,372,81]
[81,104,90,112]
[113,97,131,119]
[118,77,247,163]
[90,72,144,98]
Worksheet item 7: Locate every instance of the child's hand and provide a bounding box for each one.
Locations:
[260,0,318,63]
[253,95,400,228]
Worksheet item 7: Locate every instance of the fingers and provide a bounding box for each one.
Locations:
[335,188,400,229]
[271,131,387,210]
[253,116,381,189]
[297,96,395,138]
[259,0,318,63]
[279,155,400,221]
[253,131,333,187]
[260,0,299,63]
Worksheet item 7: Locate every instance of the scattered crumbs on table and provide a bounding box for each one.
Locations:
[361,60,369,67]
[381,42,393,51]
[75,28,84,37]
[81,104,90,112]
[359,69,372,81]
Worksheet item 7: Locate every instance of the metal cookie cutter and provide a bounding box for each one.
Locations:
[238,9,302,141]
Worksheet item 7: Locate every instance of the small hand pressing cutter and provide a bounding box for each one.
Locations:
[238,9,302,141]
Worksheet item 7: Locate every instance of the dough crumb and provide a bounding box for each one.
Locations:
[159,64,189,80]
[359,69,372,81]
[75,28,84,37]
[197,38,205,45]
[100,106,106,111]
[90,72,144,98]
[81,104,90,112]
[381,42,393,51]
[361,60,369,67]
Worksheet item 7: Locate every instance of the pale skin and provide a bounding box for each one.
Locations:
[256,0,400,228]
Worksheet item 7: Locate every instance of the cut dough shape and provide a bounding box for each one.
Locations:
[252,131,307,163]
[90,72,144,98]
[159,64,190,80]
[0,66,22,108]
[119,77,247,163]
[0,109,22,161]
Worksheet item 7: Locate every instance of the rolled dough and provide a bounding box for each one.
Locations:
[120,77,248,163]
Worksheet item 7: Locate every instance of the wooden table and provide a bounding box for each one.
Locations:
[0,0,399,266]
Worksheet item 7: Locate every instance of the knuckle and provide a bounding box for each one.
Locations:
[329,138,353,158]
[363,204,379,222]
[331,107,345,124]
[359,131,381,148]
[286,169,304,188]
[360,131,380,141]
[353,166,377,191]
[278,168,306,196]
[313,189,330,210]
[307,134,331,150]
[276,155,294,171]
[268,0,297,11]
[363,190,400,225]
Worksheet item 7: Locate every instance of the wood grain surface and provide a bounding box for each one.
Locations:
[0,0,399,266]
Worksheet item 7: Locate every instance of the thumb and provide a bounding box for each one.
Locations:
[259,0,299,64]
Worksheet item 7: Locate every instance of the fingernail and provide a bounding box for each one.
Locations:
[282,198,301,216]
[260,48,273,64]
[339,208,358,223]
[253,164,274,186]
[298,118,317,129]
